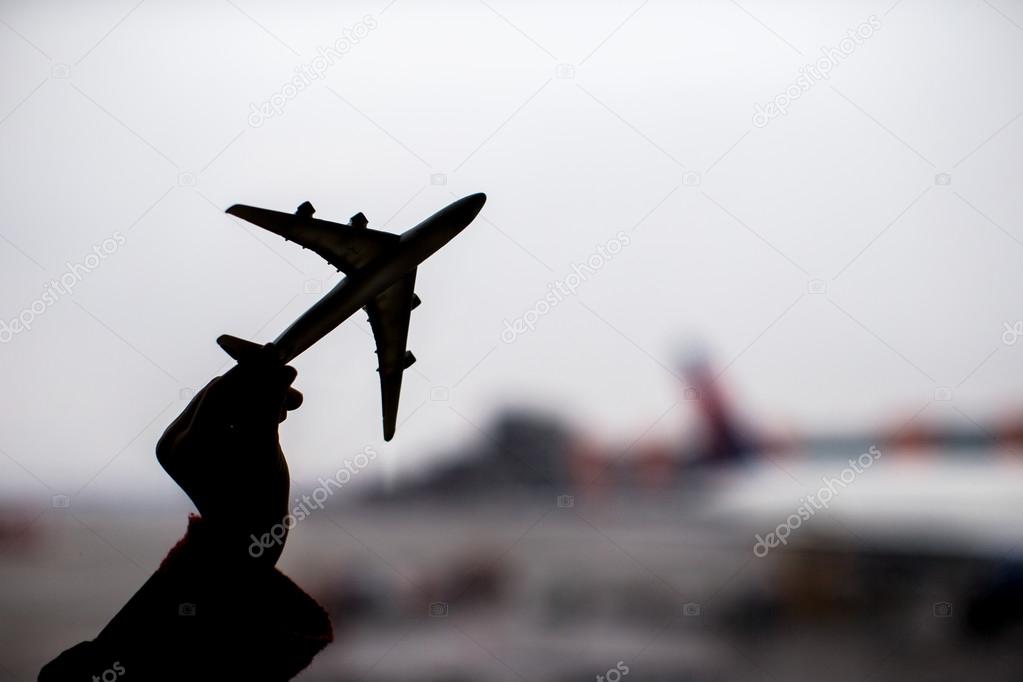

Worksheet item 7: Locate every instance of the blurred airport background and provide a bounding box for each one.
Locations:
[5,356,1023,679]
[3,0,1023,679]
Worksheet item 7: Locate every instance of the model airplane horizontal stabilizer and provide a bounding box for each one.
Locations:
[216,334,264,362]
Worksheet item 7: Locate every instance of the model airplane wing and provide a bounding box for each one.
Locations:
[226,204,398,274]
[365,269,418,441]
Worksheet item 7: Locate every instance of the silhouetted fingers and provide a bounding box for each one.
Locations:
[276,367,301,422]
[212,345,299,426]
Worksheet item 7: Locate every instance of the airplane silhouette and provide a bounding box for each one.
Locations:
[217,193,486,441]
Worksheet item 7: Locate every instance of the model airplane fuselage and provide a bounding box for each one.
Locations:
[219,192,486,440]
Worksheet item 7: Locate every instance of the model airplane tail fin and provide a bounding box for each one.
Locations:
[216,334,266,362]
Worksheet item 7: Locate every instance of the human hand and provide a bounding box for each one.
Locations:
[155,343,302,566]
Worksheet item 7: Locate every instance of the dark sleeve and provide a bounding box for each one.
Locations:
[39,515,333,681]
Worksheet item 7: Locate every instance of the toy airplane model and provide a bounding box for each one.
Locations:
[218,192,486,441]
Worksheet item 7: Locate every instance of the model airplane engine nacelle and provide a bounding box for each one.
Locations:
[403,351,416,368]
[410,294,421,311]
[350,212,368,229]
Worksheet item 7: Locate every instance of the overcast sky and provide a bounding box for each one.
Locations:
[2,0,1023,502]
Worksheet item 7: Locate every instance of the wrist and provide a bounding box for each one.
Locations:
[173,514,283,571]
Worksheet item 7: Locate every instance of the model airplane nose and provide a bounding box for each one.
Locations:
[451,192,486,228]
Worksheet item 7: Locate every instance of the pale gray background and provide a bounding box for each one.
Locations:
[1,0,1022,507]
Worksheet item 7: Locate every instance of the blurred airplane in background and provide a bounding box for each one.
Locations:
[367,348,1023,565]
[373,347,1023,497]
